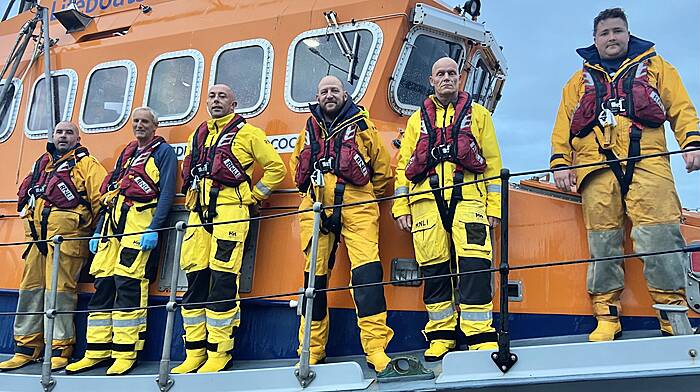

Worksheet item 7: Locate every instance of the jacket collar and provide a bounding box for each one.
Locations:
[207,112,237,132]
[309,98,363,136]
[576,35,655,66]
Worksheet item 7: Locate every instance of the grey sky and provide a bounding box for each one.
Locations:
[446,0,699,208]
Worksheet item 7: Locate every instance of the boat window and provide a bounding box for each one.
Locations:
[143,50,204,126]
[210,39,273,117]
[466,55,493,106]
[80,60,136,133]
[0,79,22,143]
[285,21,383,112]
[25,69,78,139]
[389,28,465,116]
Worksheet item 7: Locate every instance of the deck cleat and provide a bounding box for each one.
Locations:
[376,356,434,383]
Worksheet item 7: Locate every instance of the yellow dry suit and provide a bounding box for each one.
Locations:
[289,100,394,371]
[174,113,286,373]
[393,93,502,356]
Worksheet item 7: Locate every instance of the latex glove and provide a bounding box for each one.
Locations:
[140,231,158,251]
[89,234,100,254]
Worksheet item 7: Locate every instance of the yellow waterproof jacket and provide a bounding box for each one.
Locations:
[550,47,700,186]
[25,148,107,255]
[184,113,287,207]
[392,96,502,219]
[289,108,392,205]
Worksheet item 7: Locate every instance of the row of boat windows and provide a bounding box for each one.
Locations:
[0,22,497,141]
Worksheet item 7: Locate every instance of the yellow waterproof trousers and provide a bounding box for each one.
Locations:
[410,199,496,348]
[580,163,687,326]
[179,205,249,356]
[296,194,393,362]
[84,202,155,360]
[14,212,88,359]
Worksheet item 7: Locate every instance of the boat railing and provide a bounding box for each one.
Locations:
[0,146,698,390]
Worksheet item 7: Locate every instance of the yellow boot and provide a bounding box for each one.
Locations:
[65,357,112,374]
[589,291,622,342]
[469,341,498,351]
[171,349,207,374]
[0,347,41,371]
[197,351,233,373]
[589,319,622,342]
[424,339,455,362]
[106,358,136,376]
[366,351,391,372]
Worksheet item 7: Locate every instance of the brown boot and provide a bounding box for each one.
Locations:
[589,291,622,342]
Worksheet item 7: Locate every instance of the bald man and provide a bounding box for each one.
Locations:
[172,84,286,374]
[290,76,394,372]
[0,122,107,372]
[393,57,503,361]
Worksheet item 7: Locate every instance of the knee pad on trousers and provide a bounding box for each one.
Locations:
[303,273,328,321]
[114,275,142,309]
[351,262,387,318]
[88,277,116,311]
[182,269,212,310]
[206,270,238,313]
[421,261,453,305]
[458,257,492,305]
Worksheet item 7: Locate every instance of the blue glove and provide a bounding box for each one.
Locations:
[89,235,100,254]
[140,231,158,251]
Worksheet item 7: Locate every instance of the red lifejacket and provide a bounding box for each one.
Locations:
[17,147,91,212]
[294,114,372,193]
[404,92,486,184]
[181,115,250,191]
[100,136,165,203]
[570,53,666,137]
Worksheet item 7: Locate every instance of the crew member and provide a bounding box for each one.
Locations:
[393,57,503,361]
[0,122,106,371]
[289,75,394,372]
[65,107,177,375]
[550,8,700,341]
[172,84,286,373]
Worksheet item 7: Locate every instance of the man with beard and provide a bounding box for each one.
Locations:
[393,57,503,361]
[289,75,393,372]
[0,122,106,371]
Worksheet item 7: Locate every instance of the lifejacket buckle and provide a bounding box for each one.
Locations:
[430,144,452,161]
[315,156,335,174]
[605,97,626,115]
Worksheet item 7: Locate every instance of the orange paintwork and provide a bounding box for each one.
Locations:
[0,0,696,325]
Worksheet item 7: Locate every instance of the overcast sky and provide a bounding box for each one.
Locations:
[445,0,699,208]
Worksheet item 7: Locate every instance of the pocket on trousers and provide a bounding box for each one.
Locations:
[464,223,487,246]
[119,247,140,269]
[411,213,446,263]
[180,227,209,272]
[214,239,237,263]
[455,203,491,256]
